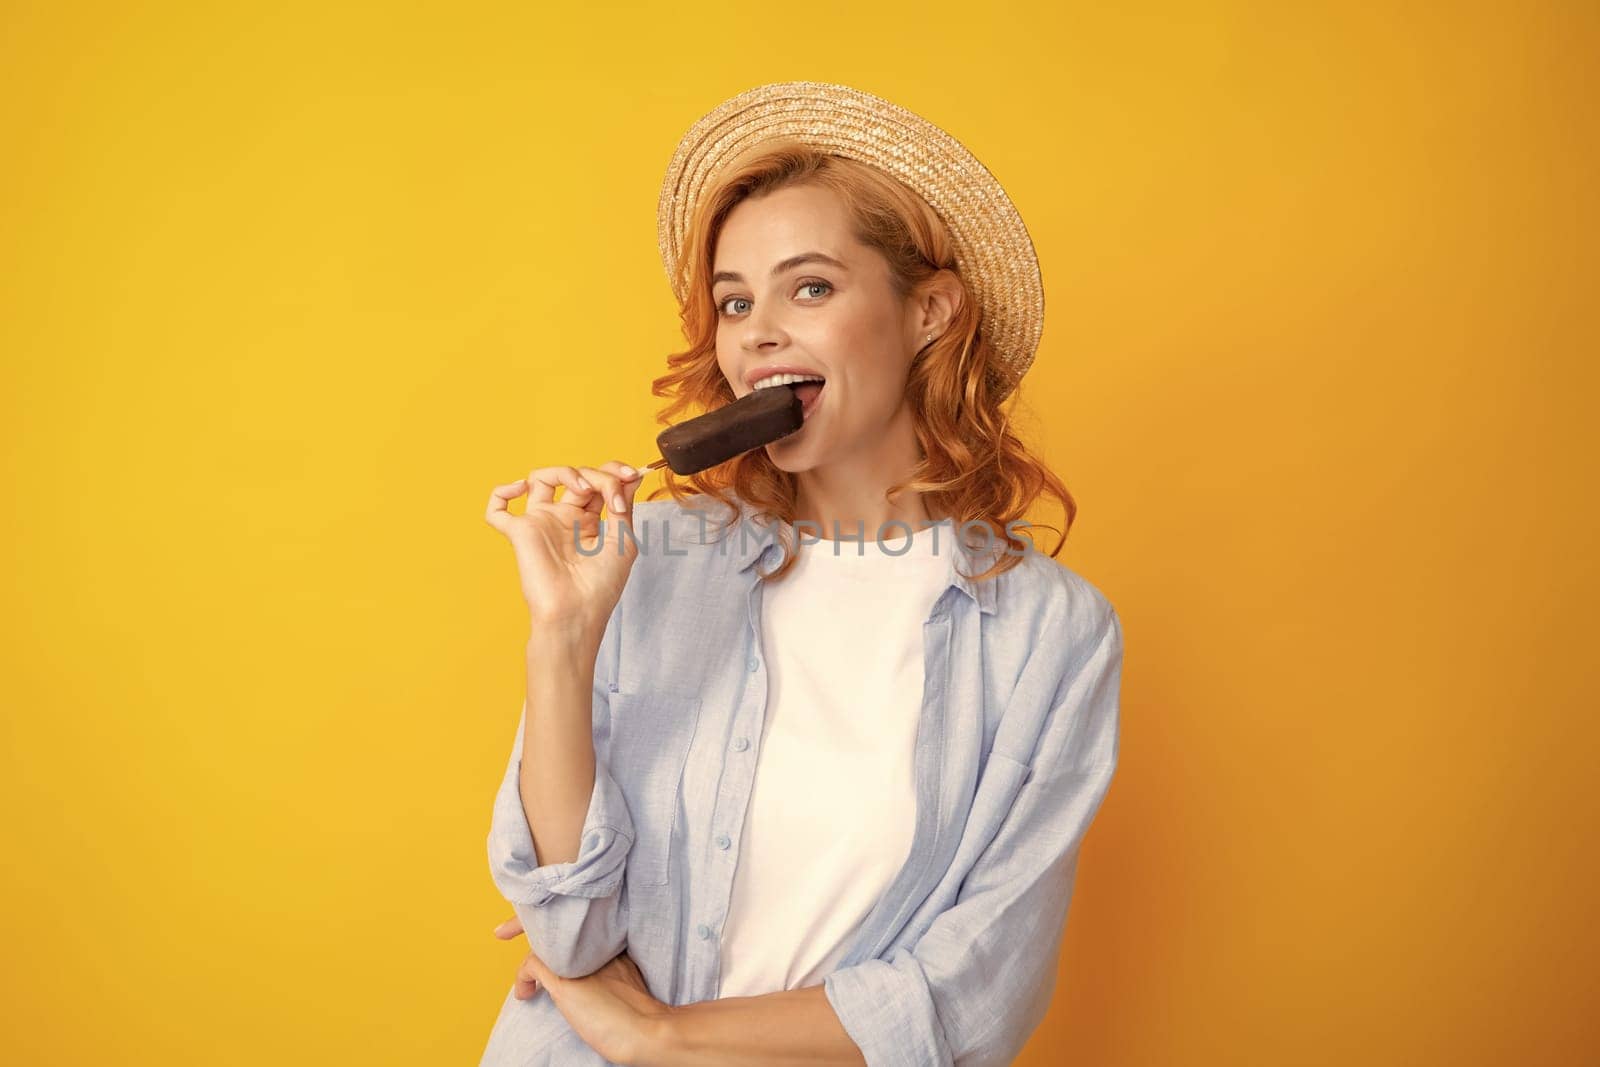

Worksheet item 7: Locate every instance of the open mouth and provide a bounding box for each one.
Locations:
[752,373,825,420]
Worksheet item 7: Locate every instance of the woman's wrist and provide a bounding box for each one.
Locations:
[525,614,605,658]
[631,1006,685,1067]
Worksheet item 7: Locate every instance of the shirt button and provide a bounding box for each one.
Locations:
[746,657,759,672]
[715,833,731,850]
[732,736,750,752]
[696,923,712,940]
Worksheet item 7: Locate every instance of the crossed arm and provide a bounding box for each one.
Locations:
[643,984,866,1066]
[496,605,1124,1067]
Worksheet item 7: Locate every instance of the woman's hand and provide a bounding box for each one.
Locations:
[495,915,673,1067]
[484,460,645,640]
[520,950,673,1066]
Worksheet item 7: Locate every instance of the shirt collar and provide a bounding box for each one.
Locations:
[729,504,999,616]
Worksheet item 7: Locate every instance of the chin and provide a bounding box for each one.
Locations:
[763,433,829,474]
[763,448,822,475]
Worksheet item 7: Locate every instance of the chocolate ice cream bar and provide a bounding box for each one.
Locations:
[643,385,804,475]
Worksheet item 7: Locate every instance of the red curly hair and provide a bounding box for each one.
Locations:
[644,139,1075,583]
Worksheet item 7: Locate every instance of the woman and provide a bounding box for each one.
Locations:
[479,82,1123,1066]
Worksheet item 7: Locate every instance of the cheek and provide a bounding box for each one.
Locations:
[834,317,911,395]
[713,340,737,386]
[818,308,896,368]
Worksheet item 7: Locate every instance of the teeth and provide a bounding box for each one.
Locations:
[753,373,826,390]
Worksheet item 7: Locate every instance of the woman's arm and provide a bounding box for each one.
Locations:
[520,628,604,868]
[488,607,635,980]
[645,984,864,1066]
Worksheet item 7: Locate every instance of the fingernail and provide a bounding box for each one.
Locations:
[619,465,637,478]
[612,493,627,513]
[576,477,591,490]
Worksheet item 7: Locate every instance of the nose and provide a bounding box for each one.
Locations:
[738,303,786,354]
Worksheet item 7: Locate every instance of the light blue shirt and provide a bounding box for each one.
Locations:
[479,494,1124,1066]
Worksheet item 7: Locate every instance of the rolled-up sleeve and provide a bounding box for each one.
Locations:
[823,606,1124,1067]
[486,608,634,979]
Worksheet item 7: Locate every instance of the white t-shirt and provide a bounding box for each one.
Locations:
[717,520,955,997]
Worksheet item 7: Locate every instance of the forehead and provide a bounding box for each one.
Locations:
[713,184,857,269]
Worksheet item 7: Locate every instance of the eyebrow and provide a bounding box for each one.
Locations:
[711,252,849,287]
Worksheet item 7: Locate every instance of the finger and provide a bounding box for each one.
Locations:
[588,460,645,538]
[520,949,552,985]
[525,465,593,506]
[484,479,528,533]
[616,465,645,528]
[592,460,646,484]
[575,466,626,516]
[516,951,553,1000]
[493,915,523,939]
[514,963,539,1000]
[593,461,648,515]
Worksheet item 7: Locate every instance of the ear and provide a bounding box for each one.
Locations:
[913,269,965,341]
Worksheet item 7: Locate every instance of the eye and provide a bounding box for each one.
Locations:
[714,279,833,318]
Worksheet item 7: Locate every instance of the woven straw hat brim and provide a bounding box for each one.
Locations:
[657,81,1043,401]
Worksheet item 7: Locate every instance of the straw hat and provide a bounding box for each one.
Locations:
[656,81,1044,401]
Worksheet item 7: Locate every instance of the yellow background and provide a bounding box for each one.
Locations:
[3,2,1594,1063]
